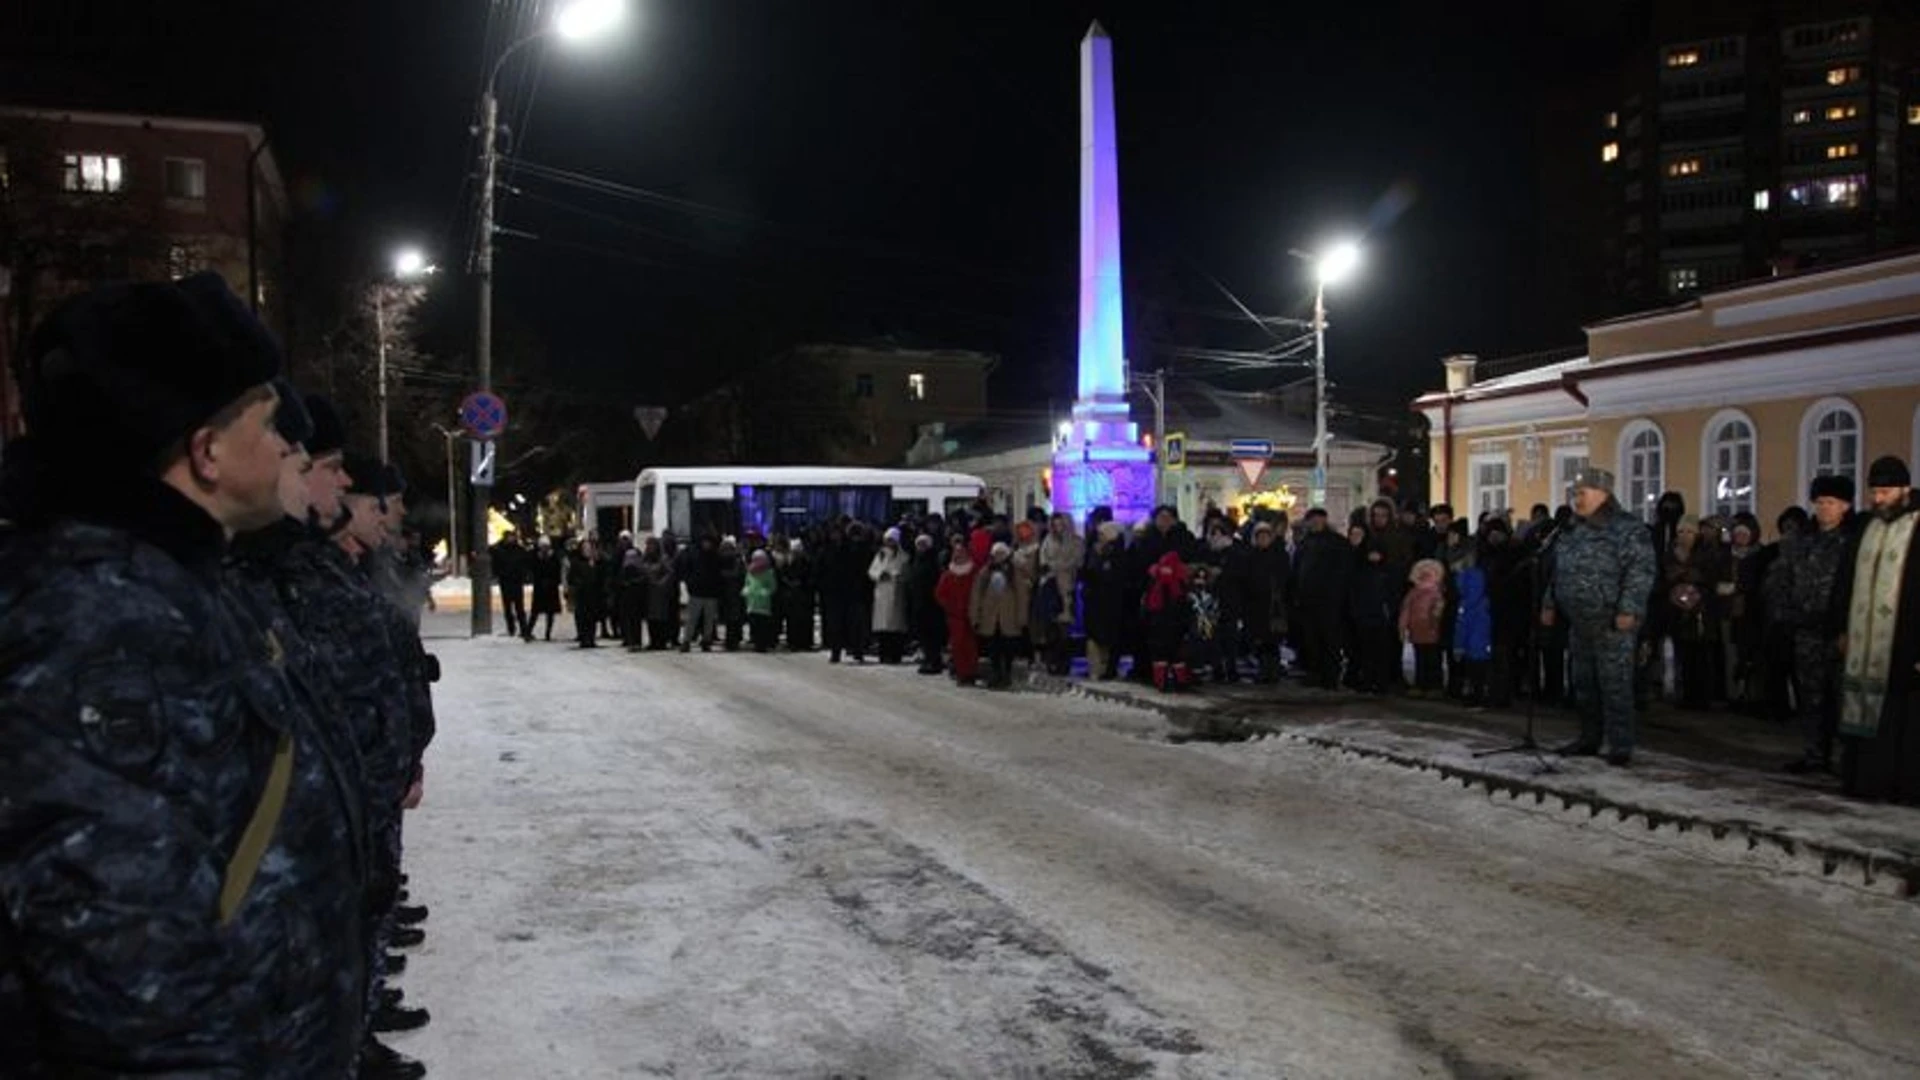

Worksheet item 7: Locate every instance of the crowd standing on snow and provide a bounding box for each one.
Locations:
[1,275,440,1078]
[507,461,1919,803]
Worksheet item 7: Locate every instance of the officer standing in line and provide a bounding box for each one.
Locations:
[230,399,429,1078]
[1541,467,1658,766]
[0,275,365,1074]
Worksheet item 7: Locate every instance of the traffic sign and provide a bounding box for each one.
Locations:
[1235,457,1269,488]
[633,405,668,440]
[1229,438,1273,460]
[469,440,496,486]
[458,390,509,440]
[1163,431,1187,471]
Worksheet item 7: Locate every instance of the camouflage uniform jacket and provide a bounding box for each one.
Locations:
[1764,524,1851,633]
[1542,499,1658,626]
[352,551,437,787]
[0,482,364,1076]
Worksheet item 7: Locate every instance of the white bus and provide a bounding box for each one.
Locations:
[626,466,985,541]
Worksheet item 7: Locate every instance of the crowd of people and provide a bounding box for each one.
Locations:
[504,462,1919,803]
[1,275,439,1077]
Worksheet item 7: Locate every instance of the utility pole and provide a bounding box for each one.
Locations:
[1312,279,1329,508]
[375,288,390,463]
[470,88,498,636]
[436,425,461,576]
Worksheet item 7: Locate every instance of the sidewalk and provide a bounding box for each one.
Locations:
[1027,666,1920,900]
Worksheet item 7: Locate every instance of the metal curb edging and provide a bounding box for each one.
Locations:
[1024,671,1920,899]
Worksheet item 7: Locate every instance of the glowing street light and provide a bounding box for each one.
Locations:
[470,0,629,636]
[394,248,432,280]
[555,0,626,42]
[1290,239,1365,506]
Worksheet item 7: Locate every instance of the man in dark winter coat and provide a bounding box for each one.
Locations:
[1768,475,1854,773]
[1291,508,1352,689]
[567,536,605,648]
[0,275,368,1076]
[1543,468,1658,766]
[677,532,725,651]
[1244,520,1292,682]
[493,530,528,637]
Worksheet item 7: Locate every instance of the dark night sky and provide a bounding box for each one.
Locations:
[3,0,1642,421]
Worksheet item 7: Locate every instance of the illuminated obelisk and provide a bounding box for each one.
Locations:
[1052,20,1154,525]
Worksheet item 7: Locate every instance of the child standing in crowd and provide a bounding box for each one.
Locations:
[743,549,779,653]
[1401,559,1447,696]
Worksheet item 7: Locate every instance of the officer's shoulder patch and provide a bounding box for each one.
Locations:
[72,661,166,773]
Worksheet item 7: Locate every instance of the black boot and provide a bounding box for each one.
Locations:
[371,1002,432,1034]
[390,925,425,949]
[384,952,408,975]
[395,903,428,926]
[361,1036,427,1080]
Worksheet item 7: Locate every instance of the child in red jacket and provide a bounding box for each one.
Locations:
[1401,558,1447,695]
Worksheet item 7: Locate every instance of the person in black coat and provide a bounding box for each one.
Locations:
[1244,520,1292,683]
[908,533,948,674]
[567,538,605,648]
[676,532,725,652]
[1202,520,1252,681]
[1479,519,1531,707]
[1290,509,1352,690]
[1344,523,1397,693]
[819,521,876,662]
[526,538,563,641]
[717,537,747,651]
[1080,521,1129,679]
[777,535,817,650]
[491,531,528,637]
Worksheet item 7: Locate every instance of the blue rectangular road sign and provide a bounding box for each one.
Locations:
[1229,438,1273,459]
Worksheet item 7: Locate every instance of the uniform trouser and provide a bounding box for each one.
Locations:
[682,597,720,646]
[1793,630,1837,763]
[364,810,404,1019]
[1569,622,1637,753]
[500,585,526,636]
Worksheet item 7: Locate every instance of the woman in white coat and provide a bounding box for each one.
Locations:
[869,527,912,664]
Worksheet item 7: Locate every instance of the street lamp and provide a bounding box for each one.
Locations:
[1291,240,1362,508]
[470,0,627,636]
[376,248,436,463]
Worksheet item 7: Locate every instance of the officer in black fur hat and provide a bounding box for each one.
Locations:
[0,274,367,1073]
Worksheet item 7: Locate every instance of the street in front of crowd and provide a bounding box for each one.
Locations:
[399,607,1920,1079]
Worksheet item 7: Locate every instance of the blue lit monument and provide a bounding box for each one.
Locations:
[1051,21,1155,526]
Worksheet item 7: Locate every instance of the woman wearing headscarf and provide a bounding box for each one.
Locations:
[869,527,911,664]
[937,535,983,685]
[970,541,1031,689]
[1036,512,1085,675]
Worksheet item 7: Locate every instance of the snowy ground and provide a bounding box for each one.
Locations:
[398,621,1920,1078]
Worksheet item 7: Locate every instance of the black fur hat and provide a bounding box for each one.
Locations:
[1808,474,1856,503]
[303,393,347,458]
[18,272,281,469]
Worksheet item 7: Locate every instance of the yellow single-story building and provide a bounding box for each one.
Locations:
[1414,251,1920,525]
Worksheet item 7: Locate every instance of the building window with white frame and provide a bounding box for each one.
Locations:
[61,152,124,194]
[1552,447,1589,509]
[164,157,206,201]
[906,372,927,401]
[1620,421,1665,523]
[1802,399,1862,499]
[1703,412,1756,518]
[1469,453,1510,519]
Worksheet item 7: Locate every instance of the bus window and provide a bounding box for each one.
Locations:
[944,496,976,517]
[892,498,928,520]
[638,483,657,534]
[668,485,693,538]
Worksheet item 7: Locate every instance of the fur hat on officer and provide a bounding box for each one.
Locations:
[271,378,313,447]
[342,452,403,499]
[302,393,347,458]
[1809,474,1855,504]
[17,272,282,471]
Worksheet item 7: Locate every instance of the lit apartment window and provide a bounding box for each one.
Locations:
[61,152,124,194]
[1604,111,1620,129]
[906,372,927,401]
[1908,104,1920,125]
[165,244,202,281]
[1825,104,1860,121]
[1668,49,1701,67]
[1753,189,1771,211]
[1790,107,1814,124]
[1825,175,1866,207]
[1666,158,1703,178]
[1601,141,1620,163]
[1836,22,1862,44]
[1669,266,1700,293]
[1827,142,1860,160]
[164,158,206,200]
[1827,66,1862,86]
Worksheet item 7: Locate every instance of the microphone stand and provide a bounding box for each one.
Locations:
[1474,536,1559,773]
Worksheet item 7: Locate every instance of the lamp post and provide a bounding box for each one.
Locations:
[432,423,463,575]
[470,0,626,637]
[377,248,434,465]
[1293,241,1360,508]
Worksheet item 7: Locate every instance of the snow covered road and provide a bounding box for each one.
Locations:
[398,631,1920,1078]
